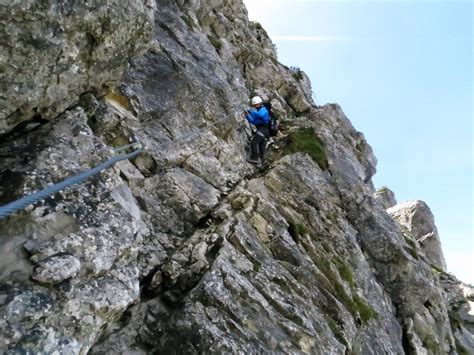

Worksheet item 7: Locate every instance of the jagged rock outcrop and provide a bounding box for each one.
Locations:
[0,0,155,135]
[0,109,148,353]
[439,274,474,353]
[0,0,472,354]
[388,200,447,271]
[375,186,397,209]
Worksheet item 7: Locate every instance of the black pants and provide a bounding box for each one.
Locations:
[250,127,269,162]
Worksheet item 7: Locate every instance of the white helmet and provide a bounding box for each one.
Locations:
[251,96,263,105]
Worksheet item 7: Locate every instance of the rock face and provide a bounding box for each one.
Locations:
[0,0,155,135]
[375,186,397,209]
[439,275,474,353]
[388,200,447,271]
[32,254,81,285]
[0,0,472,354]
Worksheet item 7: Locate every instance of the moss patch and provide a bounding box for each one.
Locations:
[181,14,194,30]
[252,21,263,30]
[287,219,309,243]
[315,257,335,281]
[26,37,50,50]
[448,309,463,331]
[430,264,444,274]
[316,255,375,326]
[290,66,304,81]
[455,337,470,355]
[333,282,354,309]
[352,294,376,324]
[334,257,355,289]
[208,35,222,51]
[328,212,338,225]
[335,284,376,325]
[376,186,389,194]
[293,222,309,237]
[284,128,328,170]
[324,314,348,347]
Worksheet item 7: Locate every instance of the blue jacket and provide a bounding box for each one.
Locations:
[246,106,270,127]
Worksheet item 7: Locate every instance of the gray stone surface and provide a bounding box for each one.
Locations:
[375,186,397,209]
[0,0,471,353]
[32,254,81,285]
[0,0,155,135]
[388,200,447,271]
[0,109,148,353]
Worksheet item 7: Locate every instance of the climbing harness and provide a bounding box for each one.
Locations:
[0,142,143,220]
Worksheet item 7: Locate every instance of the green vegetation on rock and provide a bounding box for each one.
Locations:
[252,21,263,30]
[288,220,309,239]
[290,66,304,81]
[352,294,376,324]
[208,35,222,51]
[334,282,376,325]
[430,264,444,274]
[324,314,348,347]
[448,308,463,330]
[26,37,50,50]
[181,14,194,30]
[285,128,328,170]
[455,337,470,355]
[376,186,389,194]
[314,251,376,326]
[335,257,355,289]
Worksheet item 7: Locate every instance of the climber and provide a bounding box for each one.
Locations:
[244,96,270,165]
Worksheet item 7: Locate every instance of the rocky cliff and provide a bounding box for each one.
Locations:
[0,1,472,354]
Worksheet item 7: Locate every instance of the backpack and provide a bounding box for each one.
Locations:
[263,102,279,137]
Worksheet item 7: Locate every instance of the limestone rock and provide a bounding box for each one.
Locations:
[311,104,377,194]
[32,254,81,285]
[374,186,397,209]
[134,168,221,235]
[0,0,471,353]
[0,0,155,135]
[115,160,145,187]
[0,108,148,353]
[110,184,142,221]
[388,200,447,271]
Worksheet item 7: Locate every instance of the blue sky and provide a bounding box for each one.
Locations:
[243,0,473,284]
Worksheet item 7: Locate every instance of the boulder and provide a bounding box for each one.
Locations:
[388,200,447,271]
[374,187,397,209]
